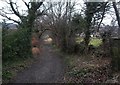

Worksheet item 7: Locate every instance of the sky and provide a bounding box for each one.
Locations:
[0,0,117,25]
[0,0,28,23]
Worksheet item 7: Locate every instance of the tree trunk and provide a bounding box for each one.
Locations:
[84,29,90,53]
[113,2,120,28]
[113,2,120,37]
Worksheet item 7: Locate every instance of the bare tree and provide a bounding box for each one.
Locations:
[0,0,45,29]
[35,1,77,52]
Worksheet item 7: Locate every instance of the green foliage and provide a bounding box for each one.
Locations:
[2,28,32,62]
[111,55,120,71]
[74,43,85,54]
[2,71,13,80]
[2,28,32,82]
[72,13,86,31]
[111,41,120,71]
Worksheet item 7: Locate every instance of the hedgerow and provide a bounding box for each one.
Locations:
[3,28,32,62]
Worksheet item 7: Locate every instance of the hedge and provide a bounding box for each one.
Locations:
[2,28,32,62]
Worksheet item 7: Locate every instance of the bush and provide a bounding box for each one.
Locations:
[2,28,32,62]
[111,39,120,71]
[111,47,120,71]
[74,42,85,54]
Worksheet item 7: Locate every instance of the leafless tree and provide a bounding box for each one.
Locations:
[34,1,78,52]
[0,0,46,29]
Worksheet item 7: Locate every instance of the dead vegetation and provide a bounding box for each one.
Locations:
[64,54,120,83]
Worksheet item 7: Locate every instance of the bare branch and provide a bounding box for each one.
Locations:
[38,28,50,38]
[97,2,108,31]
[36,3,53,17]
[22,0,29,9]
[0,9,14,14]
[9,0,21,18]
[0,13,20,24]
[31,1,44,12]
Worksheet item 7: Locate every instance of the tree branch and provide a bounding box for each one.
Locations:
[38,28,50,38]
[22,0,29,9]
[0,9,14,14]
[0,13,20,24]
[97,2,108,31]
[9,0,21,18]
[31,2,44,12]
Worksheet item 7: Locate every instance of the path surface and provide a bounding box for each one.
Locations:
[11,34,65,83]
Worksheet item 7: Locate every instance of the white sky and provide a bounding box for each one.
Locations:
[0,0,117,25]
[0,0,28,23]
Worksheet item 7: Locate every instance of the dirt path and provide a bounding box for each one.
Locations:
[10,35,65,83]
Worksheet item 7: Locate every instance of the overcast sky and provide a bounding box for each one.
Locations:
[0,0,117,25]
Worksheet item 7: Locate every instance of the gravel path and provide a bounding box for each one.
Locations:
[11,36,65,83]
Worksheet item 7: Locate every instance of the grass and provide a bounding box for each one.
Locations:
[76,37,102,47]
[89,38,102,47]
[76,37,83,44]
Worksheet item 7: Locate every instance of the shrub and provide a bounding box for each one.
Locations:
[111,47,120,71]
[111,39,120,71]
[2,28,32,62]
[74,42,85,54]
